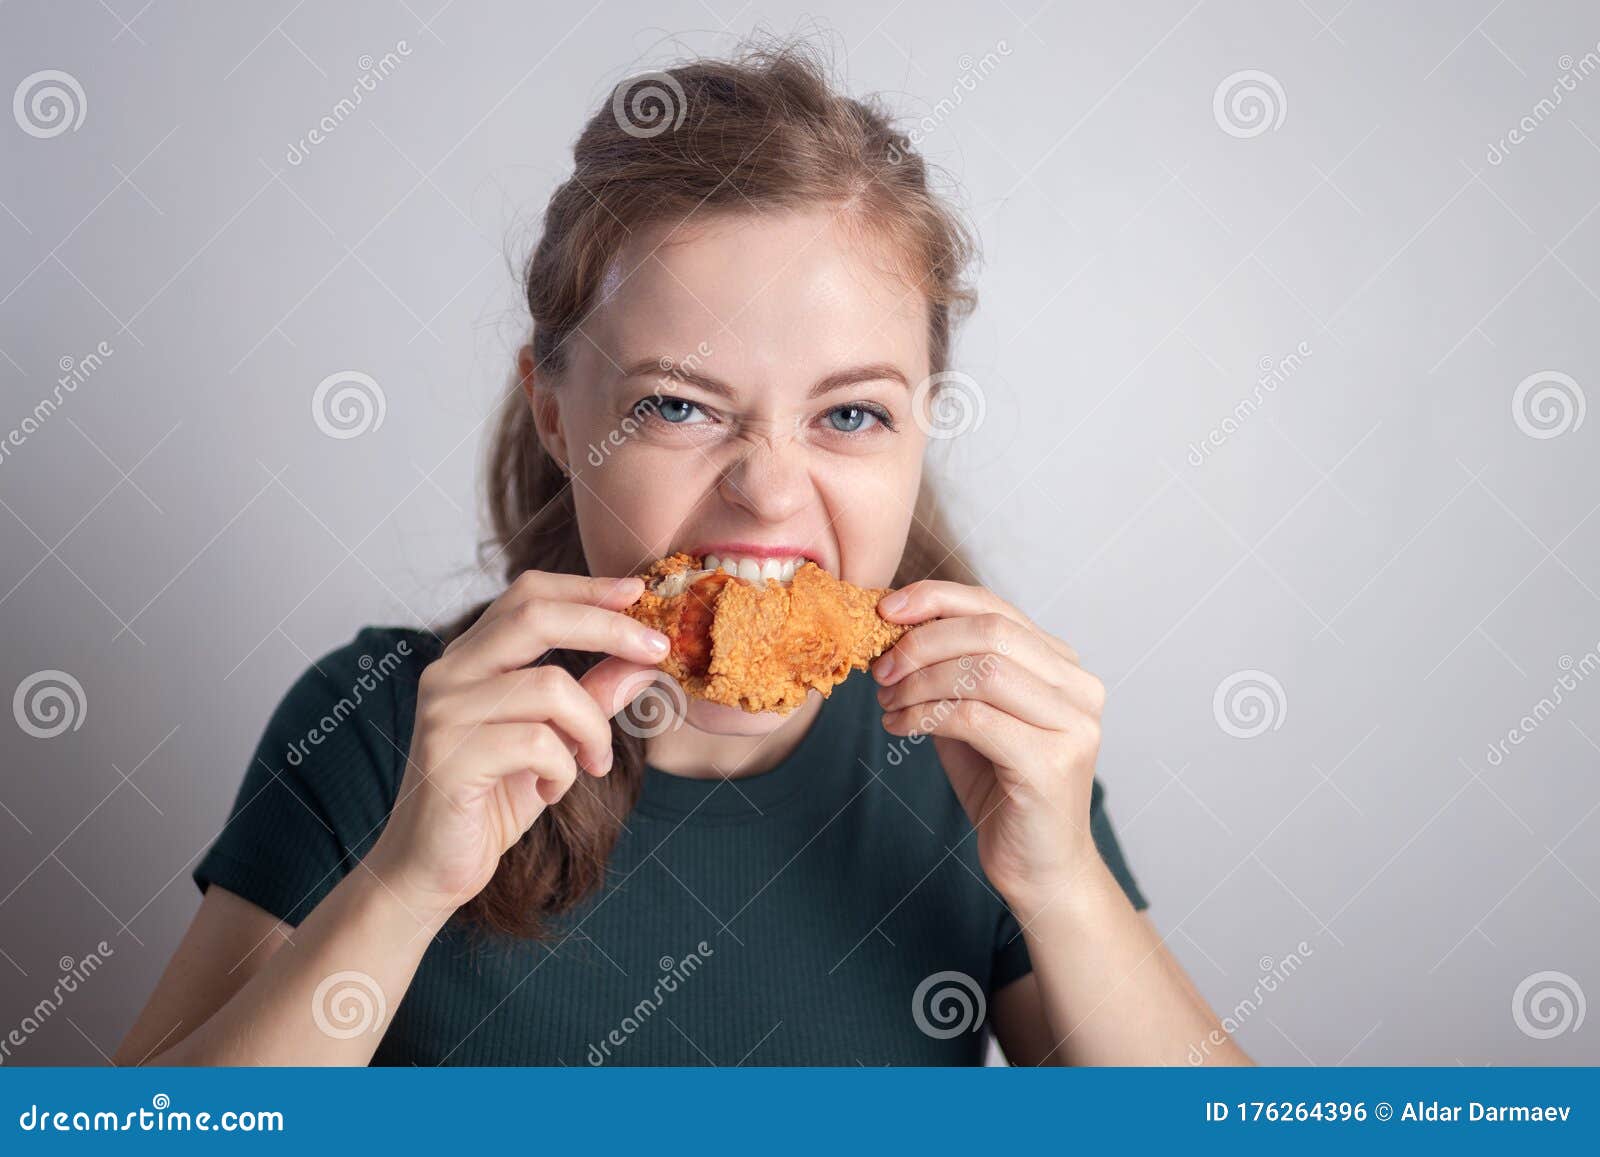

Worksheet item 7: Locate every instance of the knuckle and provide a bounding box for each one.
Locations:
[977,655,1012,691]
[608,612,638,651]
[525,663,567,696]
[531,729,576,779]
[509,723,550,767]
[514,596,547,628]
[980,614,1009,651]
[416,660,447,698]
[525,722,561,762]
[510,570,544,597]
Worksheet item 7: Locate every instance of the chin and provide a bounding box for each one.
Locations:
[683,694,811,736]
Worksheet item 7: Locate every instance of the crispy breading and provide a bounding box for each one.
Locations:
[624,552,907,714]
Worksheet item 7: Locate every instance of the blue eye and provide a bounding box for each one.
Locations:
[824,405,888,433]
[636,395,706,425]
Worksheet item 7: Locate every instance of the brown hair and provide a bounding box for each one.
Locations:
[444,41,982,939]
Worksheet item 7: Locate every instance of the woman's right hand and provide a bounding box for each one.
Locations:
[364,571,669,924]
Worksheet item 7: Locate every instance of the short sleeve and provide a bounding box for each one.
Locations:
[1089,777,1147,911]
[192,627,421,925]
[989,777,1148,990]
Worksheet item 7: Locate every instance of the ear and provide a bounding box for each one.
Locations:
[520,344,569,472]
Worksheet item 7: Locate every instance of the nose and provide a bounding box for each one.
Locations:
[717,430,812,524]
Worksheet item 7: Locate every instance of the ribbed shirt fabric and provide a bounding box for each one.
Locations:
[194,626,1147,1065]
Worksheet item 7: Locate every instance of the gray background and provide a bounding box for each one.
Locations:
[2,0,1597,1065]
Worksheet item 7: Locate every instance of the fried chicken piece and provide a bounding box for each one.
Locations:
[624,552,908,714]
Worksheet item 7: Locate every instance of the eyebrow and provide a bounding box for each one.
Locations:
[620,357,909,400]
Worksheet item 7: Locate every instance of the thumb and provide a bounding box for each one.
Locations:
[581,656,679,721]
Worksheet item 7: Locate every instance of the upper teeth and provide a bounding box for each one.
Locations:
[704,554,801,584]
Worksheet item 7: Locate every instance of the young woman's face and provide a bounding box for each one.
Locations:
[531,206,933,734]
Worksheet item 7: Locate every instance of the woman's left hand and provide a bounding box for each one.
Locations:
[873,580,1106,914]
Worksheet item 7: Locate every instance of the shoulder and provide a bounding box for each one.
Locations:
[261,625,439,817]
[277,625,435,736]
[192,625,441,923]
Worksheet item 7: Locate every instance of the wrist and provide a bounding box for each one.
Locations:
[357,840,461,935]
[1001,854,1124,929]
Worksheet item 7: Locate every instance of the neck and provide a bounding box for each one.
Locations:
[647,693,823,779]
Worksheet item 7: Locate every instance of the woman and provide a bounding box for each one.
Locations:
[115,45,1248,1067]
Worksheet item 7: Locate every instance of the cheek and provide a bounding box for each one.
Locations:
[820,454,922,587]
[572,443,720,572]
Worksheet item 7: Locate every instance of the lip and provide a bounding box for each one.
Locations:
[685,542,829,573]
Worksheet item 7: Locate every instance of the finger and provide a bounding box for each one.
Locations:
[483,571,645,628]
[581,656,682,724]
[434,665,618,774]
[881,696,1037,772]
[879,580,1079,664]
[448,598,669,677]
[873,613,1077,689]
[876,655,1067,730]
[446,573,644,654]
[426,720,580,793]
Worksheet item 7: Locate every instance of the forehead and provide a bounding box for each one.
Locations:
[584,207,930,383]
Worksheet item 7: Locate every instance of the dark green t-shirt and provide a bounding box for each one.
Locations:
[194,626,1147,1065]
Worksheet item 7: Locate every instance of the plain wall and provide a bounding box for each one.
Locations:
[2,0,1597,1064]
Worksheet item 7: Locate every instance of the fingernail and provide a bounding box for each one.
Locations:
[880,590,908,615]
[873,653,897,682]
[644,631,670,656]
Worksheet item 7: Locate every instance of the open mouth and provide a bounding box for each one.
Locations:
[650,553,807,597]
